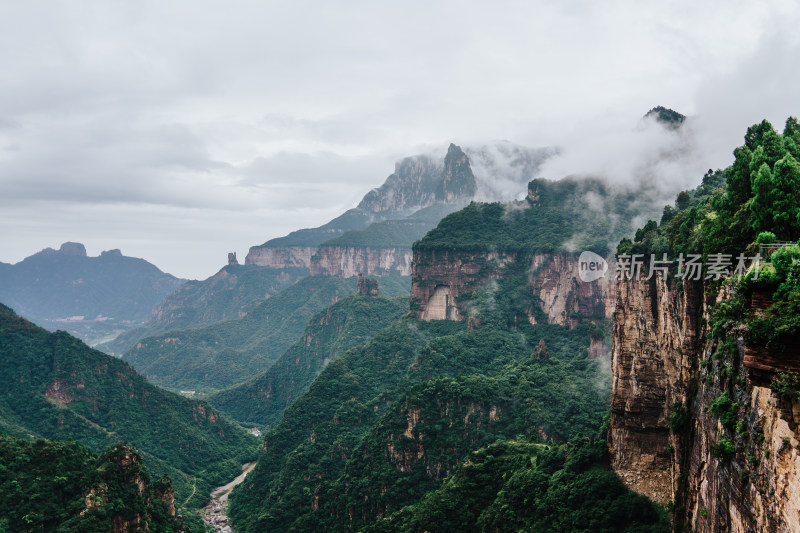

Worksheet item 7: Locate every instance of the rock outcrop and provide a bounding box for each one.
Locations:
[357,274,380,297]
[608,274,800,532]
[82,445,182,532]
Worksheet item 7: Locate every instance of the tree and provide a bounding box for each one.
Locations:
[771,153,800,240]
[744,119,776,151]
[751,163,774,234]
[676,191,691,211]
[725,146,753,208]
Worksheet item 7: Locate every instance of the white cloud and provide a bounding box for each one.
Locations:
[0,0,799,278]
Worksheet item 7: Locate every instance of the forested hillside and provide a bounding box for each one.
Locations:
[228,275,615,531]
[122,275,410,393]
[365,437,668,533]
[0,304,256,524]
[0,437,184,532]
[99,264,308,356]
[209,294,409,427]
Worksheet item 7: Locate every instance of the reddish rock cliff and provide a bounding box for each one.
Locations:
[410,249,516,321]
[310,246,412,277]
[609,275,800,532]
[410,249,614,330]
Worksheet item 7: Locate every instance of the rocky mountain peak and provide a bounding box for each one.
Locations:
[436,143,476,202]
[58,242,87,256]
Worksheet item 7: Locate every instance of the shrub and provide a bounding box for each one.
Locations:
[710,439,736,461]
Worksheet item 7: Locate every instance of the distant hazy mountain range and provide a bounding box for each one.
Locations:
[0,242,185,346]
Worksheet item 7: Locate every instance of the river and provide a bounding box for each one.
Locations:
[201,462,256,532]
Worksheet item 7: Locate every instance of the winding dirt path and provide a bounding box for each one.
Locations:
[182,476,196,508]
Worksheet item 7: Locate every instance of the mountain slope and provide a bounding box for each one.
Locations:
[0,303,255,517]
[0,242,185,345]
[0,437,184,532]
[123,275,411,393]
[228,311,611,531]
[364,437,668,533]
[99,263,308,356]
[209,294,409,427]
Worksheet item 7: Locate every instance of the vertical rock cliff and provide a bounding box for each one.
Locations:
[245,245,316,268]
[410,250,614,329]
[309,246,413,277]
[609,275,800,532]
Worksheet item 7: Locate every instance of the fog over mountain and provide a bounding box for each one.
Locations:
[1,1,799,278]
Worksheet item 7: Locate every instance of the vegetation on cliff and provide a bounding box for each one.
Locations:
[228,265,615,531]
[0,436,185,532]
[414,177,645,255]
[620,117,800,350]
[0,303,255,522]
[366,436,668,533]
[615,117,800,530]
[321,203,462,248]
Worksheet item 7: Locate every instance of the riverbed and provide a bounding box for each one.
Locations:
[201,462,256,532]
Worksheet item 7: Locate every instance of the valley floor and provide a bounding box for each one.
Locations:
[202,462,256,533]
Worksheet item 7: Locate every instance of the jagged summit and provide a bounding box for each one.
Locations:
[246,141,553,268]
[436,143,476,202]
[57,241,87,256]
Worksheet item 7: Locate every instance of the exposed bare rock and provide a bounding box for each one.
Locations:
[411,250,613,327]
[608,274,702,506]
[609,274,800,532]
[310,246,412,277]
[245,245,316,268]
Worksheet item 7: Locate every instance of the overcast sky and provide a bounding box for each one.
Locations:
[2,1,800,279]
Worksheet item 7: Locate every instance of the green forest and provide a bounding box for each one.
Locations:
[122,275,409,393]
[0,436,183,532]
[227,260,629,531]
[414,177,645,255]
[100,263,309,356]
[619,117,800,352]
[0,304,257,527]
[209,294,410,427]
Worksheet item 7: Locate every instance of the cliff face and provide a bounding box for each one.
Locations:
[309,246,412,277]
[608,275,703,506]
[245,245,316,268]
[609,275,800,532]
[410,249,613,329]
[410,249,515,321]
